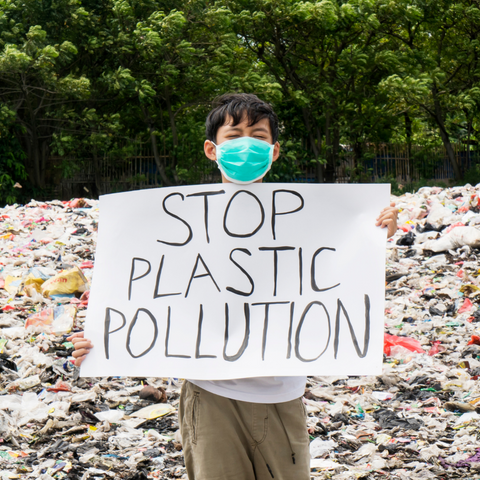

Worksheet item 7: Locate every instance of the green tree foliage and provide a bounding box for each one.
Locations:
[377,0,480,179]
[223,0,402,182]
[0,132,27,205]
[1,0,480,192]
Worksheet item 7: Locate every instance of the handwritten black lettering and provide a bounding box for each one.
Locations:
[187,190,225,243]
[287,302,295,359]
[157,193,193,246]
[298,247,303,295]
[165,306,191,358]
[126,308,158,358]
[128,257,151,301]
[271,189,304,240]
[223,303,250,361]
[311,247,341,292]
[259,246,295,296]
[104,307,126,360]
[295,301,331,362]
[252,301,290,361]
[334,295,370,359]
[224,190,265,238]
[153,255,181,299]
[185,254,221,297]
[226,248,255,297]
[195,304,217,359]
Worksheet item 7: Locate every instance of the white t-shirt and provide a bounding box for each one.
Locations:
[188,376,307,404]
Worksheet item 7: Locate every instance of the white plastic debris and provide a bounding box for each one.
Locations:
[2,188,480,479]
[309,438,337,458]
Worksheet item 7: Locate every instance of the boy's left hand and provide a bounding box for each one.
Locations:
[376,202,398,238]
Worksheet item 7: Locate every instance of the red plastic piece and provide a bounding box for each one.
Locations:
[384,333,426,356]
[468,335,480,346]
[458,298,473,314]
[446,222,465,233]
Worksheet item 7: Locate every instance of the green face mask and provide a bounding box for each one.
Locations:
[213,137,274,184]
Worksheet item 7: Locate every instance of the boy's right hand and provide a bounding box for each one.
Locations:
[67,331,93,367]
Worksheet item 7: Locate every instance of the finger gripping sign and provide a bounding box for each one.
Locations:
[82,183,389,379]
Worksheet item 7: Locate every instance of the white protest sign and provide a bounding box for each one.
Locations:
[82,183,389,379]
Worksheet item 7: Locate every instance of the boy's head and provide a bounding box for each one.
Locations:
[204,93,280,184]
[205,93,279,144]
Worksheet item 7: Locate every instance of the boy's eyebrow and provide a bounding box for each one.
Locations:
[250,126,269,133]
[223,124,270,134]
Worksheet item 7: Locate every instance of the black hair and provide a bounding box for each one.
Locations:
[205,93,279,144]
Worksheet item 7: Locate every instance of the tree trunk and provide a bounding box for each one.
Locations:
[467,118,471,174]
[150,127,172,187]
[404,112,413,181]
[40,140,48,188]
[324,111,336,183]
[329,124,339,182]
[353,140,362,173]
[315,126,324,183]
[92,144,102,197]
[301,107,324,182]
[17,130,34,185]
[141,104,172,187]
[165,89,180,184]
[26,98,44,189]
[31,133,43,188]
[432,87,461,179]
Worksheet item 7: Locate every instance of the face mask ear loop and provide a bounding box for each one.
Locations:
[210,141,219,161]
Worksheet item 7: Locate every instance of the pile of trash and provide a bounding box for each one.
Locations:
[3,186,480,479]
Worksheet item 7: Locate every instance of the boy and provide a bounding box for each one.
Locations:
[70,93,398,480]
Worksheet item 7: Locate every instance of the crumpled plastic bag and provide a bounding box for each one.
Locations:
[130,403,175,420]
[25,305,77,335]
[4,275,22,296]
[0,392,50,426]
[21,267,53,293]
[3,267,54,297]
[384,333,425,356]
[426,204,456,229]
[67,198,90,209]
[95,410,125,423]
[421,226,480,252]
[41,267,88,297]
[309,438,337,458]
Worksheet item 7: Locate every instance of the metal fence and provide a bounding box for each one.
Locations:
[51,142,476,198]
[335,142,475,183]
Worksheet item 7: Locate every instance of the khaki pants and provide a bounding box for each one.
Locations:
[179,381,310,480]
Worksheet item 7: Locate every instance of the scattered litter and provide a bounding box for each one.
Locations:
[3,187,480,478]
[309,438,337,458]
[25,305,76,334]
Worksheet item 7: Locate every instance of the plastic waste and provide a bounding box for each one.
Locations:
[3,275,22,296]
[384,333,425,356]
[41,266,88,297]
[130,403,175,420]
[3,188,480,478]
[25,305,76,334]
[421,226,480,252]
[458,298,473,314]
[7,374,41,392]
[396,231,416,246]
[467,335,480,346]
[428,341,446,356]
[309,438,337,458]
[425,204,456,229]
[21,267,53,293]
[94,410,125,423]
